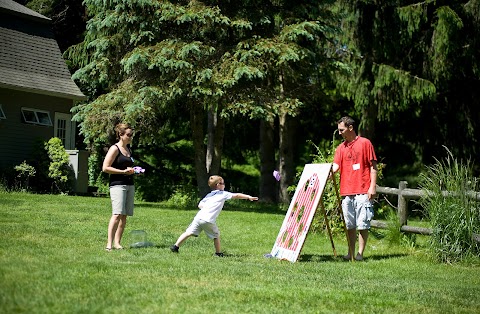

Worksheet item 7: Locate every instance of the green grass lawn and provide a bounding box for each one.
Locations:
[1,191,479,313]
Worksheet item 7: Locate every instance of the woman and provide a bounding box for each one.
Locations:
[102,123,135,251]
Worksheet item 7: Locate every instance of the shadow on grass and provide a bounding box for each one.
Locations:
[364,253,410,261]
[298,253,409,263]
[154,244,172,249]
[298,254,339,262]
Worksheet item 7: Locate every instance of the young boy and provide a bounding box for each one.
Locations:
[170,175,258,256]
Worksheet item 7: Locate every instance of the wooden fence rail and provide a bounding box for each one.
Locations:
[372,181,480,242]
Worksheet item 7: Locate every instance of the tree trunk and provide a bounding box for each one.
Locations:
[206,109,214,174]
[276,72,296,204]
[259,119,276,202]
[358,57,376,140]
[206,106,224,176]
[190,104,209,197]
[278,112,296,204]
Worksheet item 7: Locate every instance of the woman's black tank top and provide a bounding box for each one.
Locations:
[109,145,134,186]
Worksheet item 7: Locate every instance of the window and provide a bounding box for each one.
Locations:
[0,104,5,119]
[56,118,67,143]
[54,112,74,149]
[21,108,52,126]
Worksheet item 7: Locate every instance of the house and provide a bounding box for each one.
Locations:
[0,0,88,193]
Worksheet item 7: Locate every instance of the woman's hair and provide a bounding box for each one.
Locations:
[208,175,224,189]
[114,123,132,140]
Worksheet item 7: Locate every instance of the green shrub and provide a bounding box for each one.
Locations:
[14,161,36,191]
[44,138,74,194]
[304,138,344,234]
[163,187,199,209]
[87,151,103,187]
[418,147,480,263]
[0,167,14,192]
[86,151,110,195]
[25,139,53,193]
[6,139,86,194]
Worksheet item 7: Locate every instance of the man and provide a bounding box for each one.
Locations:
[332,116,377,261]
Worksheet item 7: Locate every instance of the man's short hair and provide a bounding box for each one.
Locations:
[337,116,356,128]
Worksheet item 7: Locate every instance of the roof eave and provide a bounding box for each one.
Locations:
[0,82,87,101]
[0,4,51,24]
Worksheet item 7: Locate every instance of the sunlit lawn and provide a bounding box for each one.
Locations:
[0,192,479,313]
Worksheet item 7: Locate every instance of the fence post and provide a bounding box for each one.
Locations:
[398,181,408,225]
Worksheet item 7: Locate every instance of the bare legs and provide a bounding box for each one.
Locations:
[174,232,193,248]
[173,233,221,254]
[106,214,127,250]
[213,237,221,253]
[358,229,368,257]
[345,229,369,261]
[347,229,356,259]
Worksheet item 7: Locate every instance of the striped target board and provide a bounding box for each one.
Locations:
[270,163,332,262]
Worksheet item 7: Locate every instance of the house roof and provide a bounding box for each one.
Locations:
[0,0,50,22]
[0,0,86,100]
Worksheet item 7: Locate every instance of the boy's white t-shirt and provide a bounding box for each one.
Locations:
[195,190,233,223]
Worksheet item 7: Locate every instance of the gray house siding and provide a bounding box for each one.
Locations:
[0,87,74,169]
[0,0,88,193]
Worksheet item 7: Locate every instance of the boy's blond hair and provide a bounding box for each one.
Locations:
[208,175,223,189]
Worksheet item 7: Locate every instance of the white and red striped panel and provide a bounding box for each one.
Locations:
[270,163,332,262]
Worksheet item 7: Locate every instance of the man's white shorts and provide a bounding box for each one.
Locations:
[185,218,220,239]
[342,194,374,230]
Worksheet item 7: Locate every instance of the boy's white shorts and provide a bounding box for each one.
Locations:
[186,218,220,239]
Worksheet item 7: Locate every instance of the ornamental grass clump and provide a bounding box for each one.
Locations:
[418,147,480,263]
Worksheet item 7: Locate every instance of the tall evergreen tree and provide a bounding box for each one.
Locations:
[214,0,341,202]
[336,0,480,172]
[67,0,341,199]
[67,0,243,195]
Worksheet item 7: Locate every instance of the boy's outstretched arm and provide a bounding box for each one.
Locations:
[232,193,258,201]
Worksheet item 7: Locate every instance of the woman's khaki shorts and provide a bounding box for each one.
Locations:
[110,185,135,216]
